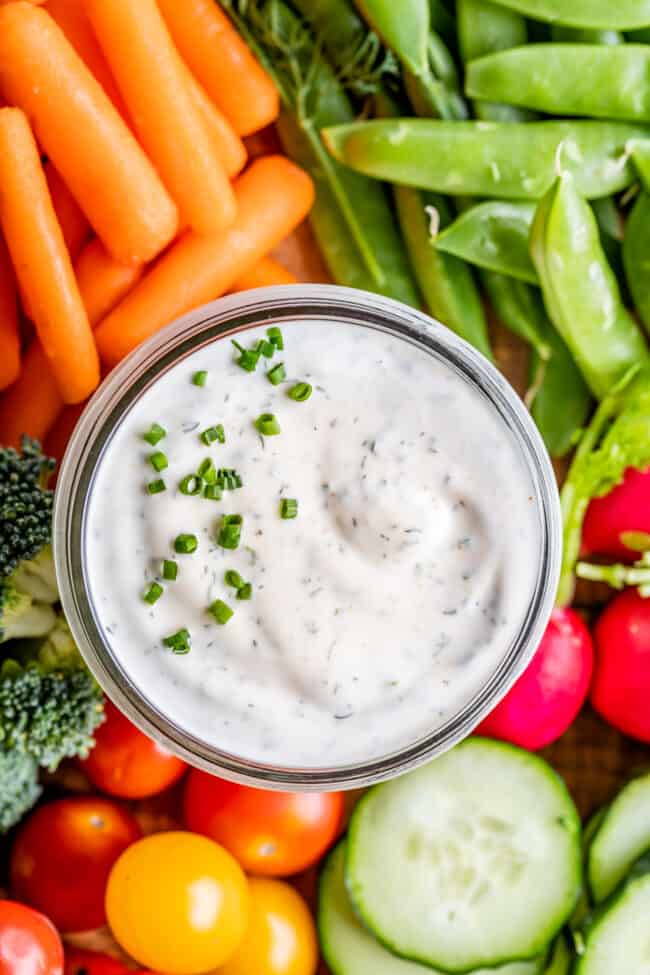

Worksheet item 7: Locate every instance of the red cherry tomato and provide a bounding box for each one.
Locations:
[79,701,186,799]
[0,900,63,975]
[183,771,343,876]
[582,465,650,561]
[477,608,594,750]
[64,950,130,975]
[591,588,650,743]
[10,798,141,933]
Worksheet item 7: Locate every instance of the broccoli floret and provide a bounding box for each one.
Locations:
[0,437,55,581]
[11,545,58,604]
[0,747,41,833]
[0,616,104,771]
[0,579,57,643]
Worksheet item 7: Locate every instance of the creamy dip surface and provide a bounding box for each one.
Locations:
[85,320,541,768]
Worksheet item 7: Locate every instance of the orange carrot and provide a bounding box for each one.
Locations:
[232,257,298,291]
[0,3,178,265]
[0,342,62,447]
[0,235,21,391]
[0,108,99,403]
[44,162,89,261]
[88,0,236,235]
[156,0,279,136]
[181,63,247,180]
[95,156,314,366]
[0,0,44,4]
[44,400,86,470]
[75,238,144,327]
[44,0,127,116]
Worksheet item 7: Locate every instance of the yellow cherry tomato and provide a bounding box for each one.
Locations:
[218,878,317,975]
[105,831,249,975]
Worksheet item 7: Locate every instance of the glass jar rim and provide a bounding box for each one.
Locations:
[54,285,561,791]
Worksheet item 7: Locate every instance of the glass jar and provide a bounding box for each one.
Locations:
[54,285,561,791]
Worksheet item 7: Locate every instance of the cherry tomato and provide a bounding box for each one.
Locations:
[79,701,186,799]
[10,798,141,933]
[0,900,63,975]
[183,771,343,876]
[106,831,249,975]
[217,879,317,975]
[64,950,130,975]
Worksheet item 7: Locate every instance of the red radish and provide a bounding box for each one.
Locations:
[582,466,650,561]
[591,588,650,743]
[477,608,593,750]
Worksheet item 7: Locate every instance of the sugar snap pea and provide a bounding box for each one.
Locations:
[483,0,650,31]
[623,191,650,334]
[551,25,624,44]
[322,119,648,200]
[466,45,650,121]
[530,172,648,398]
[435,201,538,283]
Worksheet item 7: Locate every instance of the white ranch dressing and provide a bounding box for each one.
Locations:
[85,320,541,768]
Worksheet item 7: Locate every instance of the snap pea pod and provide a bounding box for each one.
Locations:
[222,0,419,306]
[592,196,626,294]
[457,0,534,122]
[435,201,538,283]
[530,172,648,398]
[466,45,650,121]
[483,0,650,31]
[322,119,648,199]
[551,25,624,44]
[623,191,650,334]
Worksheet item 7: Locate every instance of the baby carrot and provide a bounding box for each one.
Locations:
[0,236,21,391]
[0,108,99,403]
[88,0,236,235]
[44,162,89,261]
[0,342,62,447]
[75,238,144,327]
[0,3,178,265]
[157,0,279,136]
[232,257,298,291]
[95,156,314,366]
[181,63,247,179]
[45,0,127,116]
[44,401,86,470]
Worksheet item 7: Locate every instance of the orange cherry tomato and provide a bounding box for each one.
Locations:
[64,950,130,975]
[10,798,141,933]
[79,700,187,799]
[217,878,317,975]
[105,831,249,975]
[0,900,63,975]
[183,771,343,876]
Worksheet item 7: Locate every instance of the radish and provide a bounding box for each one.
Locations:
[591,588,650,743]
[477,608,593,750]
[582,465,650,561]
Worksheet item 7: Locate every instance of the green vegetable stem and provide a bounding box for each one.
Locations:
[623,191,650,335]
[530,170,648,399]
[481,0,650,31]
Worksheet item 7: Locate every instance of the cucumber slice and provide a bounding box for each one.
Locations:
[576,873,650,974]
[587,773,650,903]
[543,936,572,975]
[346,738,581,972]
[570,806,610,931]
[319,842,544,975]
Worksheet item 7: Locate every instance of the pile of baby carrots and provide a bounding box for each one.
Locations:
[0,0,314,448]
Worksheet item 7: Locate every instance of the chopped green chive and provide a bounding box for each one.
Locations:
[256,338,274,359]
[288,382,312,402]
[174,533,198,554]
[225,569,245,590]
[163,628,191,654]
[162,559,178,581]
[192,370,208,386]
[232,340,260,372]
[204,483,222,501]
[267,326,284,351]
[267,362,286,386]
[143,422,166,445]
[149,451,168,472]
[143,582,163,604]
[197,457,217,484]
[255,413,281,436]
[147,479,166,494]
[216,467,243,491]
[217,514,243,550]
[280,498,298,520]
[179,474,203,496]
[200,424,225,446]
[208,599,234,625]
[236,582,252,600]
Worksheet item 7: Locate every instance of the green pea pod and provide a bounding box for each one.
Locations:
[435,201,538,283]
[457,0,535,122]
[530,171,648,398]
[466,45,650,121]
[551,25,624,43]
[623,191,650,334]
[223,0,419,306]
[322,119,647,199]
[592,196,627,295]
[629,139,650,189]
[482,0,650,31]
